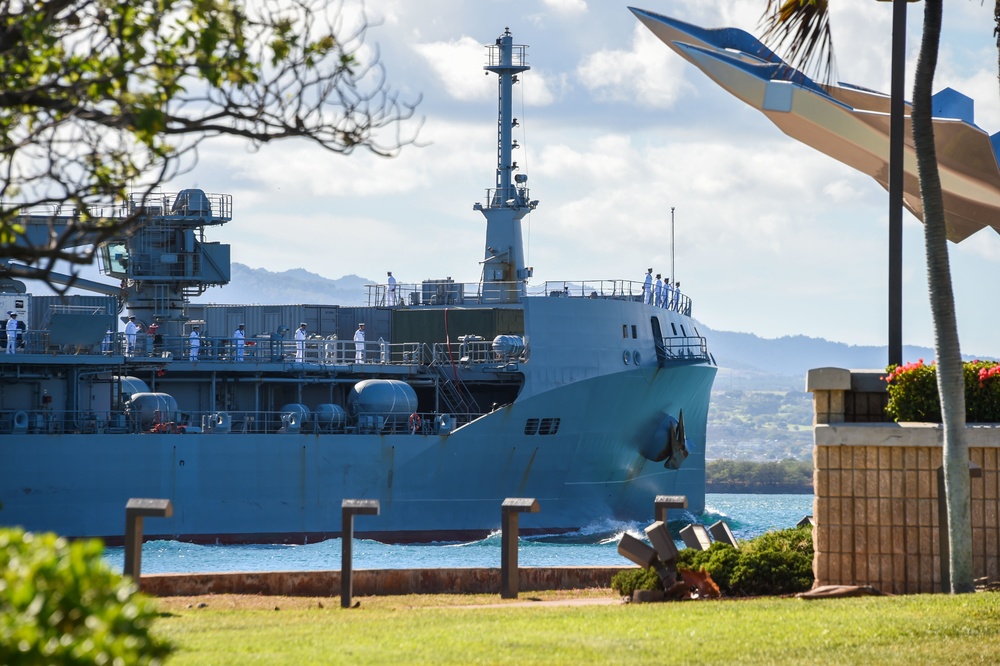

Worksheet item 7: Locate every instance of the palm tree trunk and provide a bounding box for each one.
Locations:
[911,0,974,594]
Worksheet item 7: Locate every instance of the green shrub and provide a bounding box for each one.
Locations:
[610,566,662,596]
[615,525,815,598]
[885,359,1000,423]
[678,525,814,597]
[885,360,941,421]
[0,528,173,665]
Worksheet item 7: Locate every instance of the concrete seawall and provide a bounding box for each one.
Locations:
[141,566,630,597]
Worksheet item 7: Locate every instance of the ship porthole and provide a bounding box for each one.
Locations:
[633,350,641,365]
[622,350,630,365]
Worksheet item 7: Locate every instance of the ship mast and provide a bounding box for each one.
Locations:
[476,28,538,304]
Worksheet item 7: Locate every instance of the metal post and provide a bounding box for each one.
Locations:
[887,0,906,367]
[500,497,540,599]
[341,499,380,608]
[123,498,173,590]
[670,207,676,286]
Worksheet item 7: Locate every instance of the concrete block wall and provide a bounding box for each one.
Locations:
[808,368,1000,594]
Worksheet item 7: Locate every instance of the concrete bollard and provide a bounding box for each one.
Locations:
[500,498,540,599]
[644,521,679,563]
[617,533,658,568]
[679,523,712,551]
[341,499,380,608]
[708,520,739,549]
[124,498,173,590]
[654,494,687,524]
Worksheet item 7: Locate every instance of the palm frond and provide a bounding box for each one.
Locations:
[759,0,837,85]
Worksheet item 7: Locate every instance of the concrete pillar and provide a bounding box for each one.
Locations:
[806,367,851,424]
[654,494,687,524]
[500,498,540,599]
[341,499,380,608]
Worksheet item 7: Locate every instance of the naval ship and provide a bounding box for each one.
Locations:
[0,30,717,544]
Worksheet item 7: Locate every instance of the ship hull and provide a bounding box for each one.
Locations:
[2,360,714,544]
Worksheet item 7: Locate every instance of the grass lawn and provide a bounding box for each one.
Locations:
[153,590,1000,665]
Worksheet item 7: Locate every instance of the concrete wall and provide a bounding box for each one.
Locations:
[808,367,1000,594]
[140,566,627,597]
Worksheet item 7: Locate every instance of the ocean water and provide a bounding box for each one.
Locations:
[102,493,814,574]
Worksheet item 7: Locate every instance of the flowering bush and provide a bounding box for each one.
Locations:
[884,359,1000,422]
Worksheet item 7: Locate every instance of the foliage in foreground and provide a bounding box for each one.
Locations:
[884,359,1000,422]
[612,525,814,597]
[0,528,172,665]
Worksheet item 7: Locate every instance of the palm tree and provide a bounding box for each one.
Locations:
[760,0,986,593]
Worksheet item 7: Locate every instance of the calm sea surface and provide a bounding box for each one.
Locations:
[102,493,814,574]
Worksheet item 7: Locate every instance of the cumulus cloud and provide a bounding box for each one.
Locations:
[542,0,587,14]
[413,36,559,105]
[575,23,689,108]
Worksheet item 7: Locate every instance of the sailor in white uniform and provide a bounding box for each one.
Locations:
[124,316,139,356]
[387,271,397,306]
[5,312,18,354]
[295,322,307,362]
[663,279,673,310]
[671,282,681,311]
[233,324,246,361]
[354,322,365,363]
[654,274,663,307]
[189,326,200,361]
[642,268,653,305]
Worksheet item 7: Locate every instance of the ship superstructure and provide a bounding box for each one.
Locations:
[0,30,717,544]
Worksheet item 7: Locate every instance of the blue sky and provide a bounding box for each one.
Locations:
[177,0,1000,357]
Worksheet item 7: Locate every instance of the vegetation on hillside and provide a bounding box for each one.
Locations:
[708,388,813,461]
[706,459,813,493]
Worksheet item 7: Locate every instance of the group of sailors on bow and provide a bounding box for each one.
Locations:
[642,268,682,310]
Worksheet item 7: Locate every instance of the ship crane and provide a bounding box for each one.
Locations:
[1,189,233,336]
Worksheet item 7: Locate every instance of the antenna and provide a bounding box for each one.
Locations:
[670,207,675,285]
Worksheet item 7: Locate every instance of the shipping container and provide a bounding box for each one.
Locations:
[390,307,524,362]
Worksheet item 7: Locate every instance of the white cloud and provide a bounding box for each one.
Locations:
[413,36,493,102]
[413,36,559,105]
[542,0,587,15]
[576,23,689,108]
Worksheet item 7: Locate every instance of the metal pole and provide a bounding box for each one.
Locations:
[670,207,675,286]
[888,0,906,367]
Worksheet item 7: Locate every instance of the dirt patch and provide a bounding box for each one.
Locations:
[153,588,618,612]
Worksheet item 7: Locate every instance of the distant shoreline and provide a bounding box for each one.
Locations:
[706,483,813,495]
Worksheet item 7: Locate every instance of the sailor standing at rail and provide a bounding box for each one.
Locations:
[663,279,673,310]
[5,312,17,354]
[386,271,397,306]
[124,315,139,356]
[672,282,681,312]
[642,268,653,305]
[354,322,365,363]
[295,322,307,362]
[233,323,246,362]
[654,274,663,307]
[189,326,200,361]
